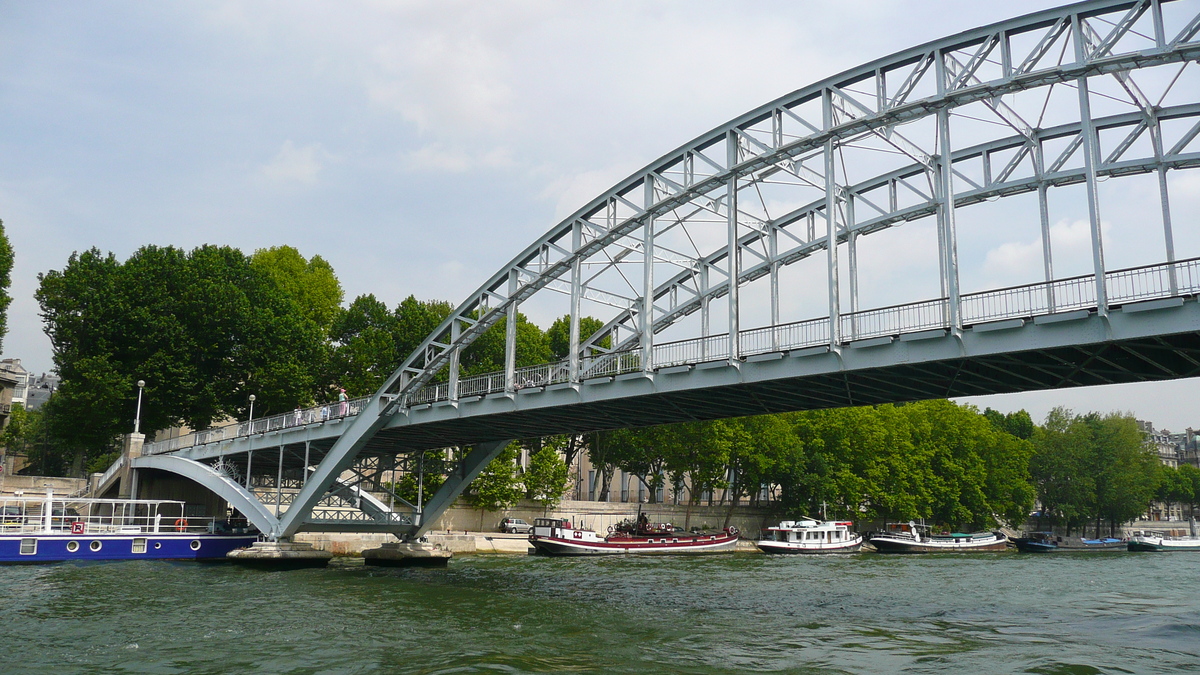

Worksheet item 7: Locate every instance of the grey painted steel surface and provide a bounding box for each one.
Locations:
[125,0,1200,541]
[132,454,278,536]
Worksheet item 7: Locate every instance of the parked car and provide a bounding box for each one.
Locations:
[1,505,25,525]
[499,518,532,534]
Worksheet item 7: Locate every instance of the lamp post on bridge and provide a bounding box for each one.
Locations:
[133,380,145,434]
[248,394,256,426]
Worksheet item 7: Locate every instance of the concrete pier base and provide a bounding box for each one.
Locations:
[226,540,333,569]
[362,541,452,568]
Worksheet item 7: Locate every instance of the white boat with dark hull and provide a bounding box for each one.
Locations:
[528,517,739,556]
[1127,531,1200,551]
[867,521,1007,553]
[756,519,862,554]
[0,490,258,564]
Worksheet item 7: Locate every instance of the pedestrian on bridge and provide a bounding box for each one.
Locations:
[338,388,348,417]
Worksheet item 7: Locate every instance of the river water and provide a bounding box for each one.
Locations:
[3,551,1198,674]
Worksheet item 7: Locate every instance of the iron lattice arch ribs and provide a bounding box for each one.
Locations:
[383,0,1200,411]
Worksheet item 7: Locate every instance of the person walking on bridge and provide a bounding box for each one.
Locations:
[338,388,348,417]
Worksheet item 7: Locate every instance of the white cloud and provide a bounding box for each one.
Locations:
[368,26,516,137]
[982,218,1108,281]
[403,143,514,173]
[259,140,322,185]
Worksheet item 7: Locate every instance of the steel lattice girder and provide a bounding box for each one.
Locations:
[379,0,1200,407]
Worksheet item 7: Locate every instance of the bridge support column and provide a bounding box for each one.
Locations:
[642,178,655,372]
[414,439,512,539]
[1073,17,1107,314]
[726,134,740,363]
[1150,109,1178,295]
[505,270,517,392]
[569,220,582,382]
[937,108,961,331]
[1034,141,1056,312]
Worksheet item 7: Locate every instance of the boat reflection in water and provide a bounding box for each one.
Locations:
[528,517,739,556]
[867,521,1007,553]
[756,519,862,554]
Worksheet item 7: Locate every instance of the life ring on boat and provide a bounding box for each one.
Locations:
[727,526,739,536]
[175,518,189,532]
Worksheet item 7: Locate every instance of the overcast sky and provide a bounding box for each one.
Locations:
[3,1,1198,431]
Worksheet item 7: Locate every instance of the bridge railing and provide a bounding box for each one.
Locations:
[1108,258,1200,305]
[459,371,505,398]
[841,298,949,342]
[142,396,371,455]
[140,257,1200,454]
[960,274,1096,324]
[654,334,729,367]
[582,349,642,378]
[741,317,829,356]
[96,454,125,491]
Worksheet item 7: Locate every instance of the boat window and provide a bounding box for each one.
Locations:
[66,541,79,553]
[90,540,102,552]
[132,538,147,554]
[190,540,201,551]
[19,538,36,555]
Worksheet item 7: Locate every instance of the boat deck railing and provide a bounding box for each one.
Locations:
[0,512,236,536]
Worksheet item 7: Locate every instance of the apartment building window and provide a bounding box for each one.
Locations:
[588,470,596,501]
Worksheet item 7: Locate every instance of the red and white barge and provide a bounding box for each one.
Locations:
[528,517,739,556]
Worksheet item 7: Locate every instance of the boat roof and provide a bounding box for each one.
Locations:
[1,495,185,506]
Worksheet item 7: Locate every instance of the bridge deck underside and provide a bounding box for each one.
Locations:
[368,331,1200,451]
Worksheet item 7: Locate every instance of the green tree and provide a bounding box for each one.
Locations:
[546,315,608,359]
[464,443,524,511]
[524,443,570,510]
[392,296,455,365]
[1030,408,1096,534]
[1088,413,1159,535]
[328,294,398,397]
[983,408,1035,440]
[37,245,327,472]
[1178,464,1200,519]
[250,245,343,332]
[0,219,12,352]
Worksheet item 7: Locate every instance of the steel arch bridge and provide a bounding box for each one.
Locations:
[120,0,1200,542]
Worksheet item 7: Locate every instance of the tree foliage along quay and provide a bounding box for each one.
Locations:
[36,245,329,471]
[573,401,1037,531]
[29,245,1174,532]
[1030,408,1162,536]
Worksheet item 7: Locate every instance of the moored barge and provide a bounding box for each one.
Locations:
[529,517,739,556]
[868,521,1007,553]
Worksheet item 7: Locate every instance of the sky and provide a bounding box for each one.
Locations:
[2,1,1199,431]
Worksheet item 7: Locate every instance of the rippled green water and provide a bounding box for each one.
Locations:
[2,551,1198,674]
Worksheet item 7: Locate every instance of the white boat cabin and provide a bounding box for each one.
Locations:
[764,520,856,544]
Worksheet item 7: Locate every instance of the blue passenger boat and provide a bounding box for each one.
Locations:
[0,489,258,563]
